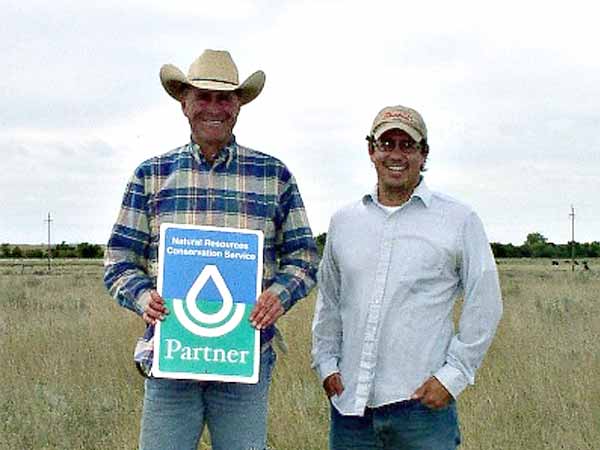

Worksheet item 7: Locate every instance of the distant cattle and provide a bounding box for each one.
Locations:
[551,260,560,266]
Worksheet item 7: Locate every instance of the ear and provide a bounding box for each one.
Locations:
[420,147,429,171]
[178,86,189,111]
[368,143,378,164]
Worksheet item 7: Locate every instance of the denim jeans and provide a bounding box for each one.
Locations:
[139,346,276,450]
[330,399,461,450]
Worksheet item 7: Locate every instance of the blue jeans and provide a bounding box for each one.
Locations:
[330,399,461,450]
[139,347,276,450]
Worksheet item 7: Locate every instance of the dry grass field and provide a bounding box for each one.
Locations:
[1,258,598,449]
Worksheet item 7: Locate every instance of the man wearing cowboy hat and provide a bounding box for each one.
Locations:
[104,49,318,450]
[311,105,502,449]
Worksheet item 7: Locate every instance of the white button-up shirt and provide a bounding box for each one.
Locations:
[311,181,502,416]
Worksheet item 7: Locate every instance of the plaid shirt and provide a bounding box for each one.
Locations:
[104,137,318,370]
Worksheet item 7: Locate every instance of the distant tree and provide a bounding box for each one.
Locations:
[490,242,507,258]
[525,232,548,247]
[519,244,532,258]
[589,242,600,257]
[1,243,11,258]
[11,246,23,258]
[492,242,530,258]
[315,233,327,257]
[576,241,600,258]
[532,242,556,258]
[523,232,553,258]
[76,242,103,258]
[53,241,76,258]
[25,248,45,258]
[554,244,571,259]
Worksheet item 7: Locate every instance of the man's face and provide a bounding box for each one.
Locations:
[369,128,427,196]
[181,88,241,147]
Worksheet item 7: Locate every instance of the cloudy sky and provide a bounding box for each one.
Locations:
[1,0,598,245]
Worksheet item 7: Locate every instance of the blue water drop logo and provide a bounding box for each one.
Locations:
[173,265,245,337]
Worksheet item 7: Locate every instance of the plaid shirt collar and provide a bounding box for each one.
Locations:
[188,135,238,169]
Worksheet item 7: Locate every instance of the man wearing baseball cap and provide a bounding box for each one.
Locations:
[104,49,318,450]
[312,105,502,449]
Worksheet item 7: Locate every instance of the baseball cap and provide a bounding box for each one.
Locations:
[370,105,427,142]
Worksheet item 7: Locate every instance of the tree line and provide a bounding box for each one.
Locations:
[3,232,599,260]
[490,232,600,258]
[315,232,600,259]
[0,241,104,259]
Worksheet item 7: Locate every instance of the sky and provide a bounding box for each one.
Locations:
[1,0,598,245]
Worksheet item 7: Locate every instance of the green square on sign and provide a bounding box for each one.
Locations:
[155,298,257,380]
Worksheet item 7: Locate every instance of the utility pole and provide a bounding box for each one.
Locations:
[45,212,53,271]
[569,205,575,272]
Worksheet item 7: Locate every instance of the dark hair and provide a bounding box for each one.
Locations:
[420,139,429,172]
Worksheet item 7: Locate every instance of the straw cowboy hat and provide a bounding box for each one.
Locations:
[160,49,265,105]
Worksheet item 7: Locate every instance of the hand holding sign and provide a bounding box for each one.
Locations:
[142,290,170,325]
[249,291,284,329]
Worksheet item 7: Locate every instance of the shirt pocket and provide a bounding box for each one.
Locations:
[390,234,445,281]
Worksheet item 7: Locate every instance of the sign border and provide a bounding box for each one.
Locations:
[152,223,263,383]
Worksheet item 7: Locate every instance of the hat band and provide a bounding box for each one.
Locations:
[190,78,238,86]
